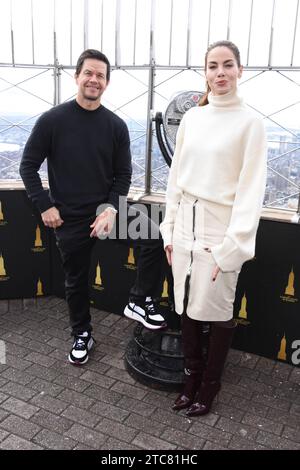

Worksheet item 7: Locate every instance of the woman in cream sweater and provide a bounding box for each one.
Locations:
[160,40,267,416]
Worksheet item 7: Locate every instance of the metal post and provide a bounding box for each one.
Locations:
[268,0,276,67]
[291,0,299,66]
[70,0,73,65]
[31,0,35,64]
[169,0,174,66]
[101,0,104,52]
[55,63,62,105]
[227,0,232,40]
[53,0,57,67]
[246,0,254,66]
[133,0,137,65]
[207,0,212,47]
[145,0,156,194]
[53,61,57,106]
[115,0,121,66]
[53,60,61,106]
[186,0,193,67]
[84,0,89,50]
[10,0,15,66]
[53,0,60,107]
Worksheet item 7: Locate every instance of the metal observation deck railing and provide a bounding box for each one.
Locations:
[0,0,300,217]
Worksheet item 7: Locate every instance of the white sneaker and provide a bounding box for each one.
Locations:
[68,331,95,365]
[124,297,167,330]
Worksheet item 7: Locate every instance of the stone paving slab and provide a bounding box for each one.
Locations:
[0,296,300,451]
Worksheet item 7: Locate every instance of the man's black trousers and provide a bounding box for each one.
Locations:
[54,208,165,335]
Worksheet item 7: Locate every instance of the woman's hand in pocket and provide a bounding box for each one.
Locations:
[212,265,220,282]
[204,247,220,282]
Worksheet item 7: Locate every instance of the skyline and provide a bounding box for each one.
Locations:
[0,111,299,212]
[0,66,299,133]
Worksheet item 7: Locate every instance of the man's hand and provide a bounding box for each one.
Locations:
[41,207,64,229]
[90,207,117,238]
[165,245,173,266]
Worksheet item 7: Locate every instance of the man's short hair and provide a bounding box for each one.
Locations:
[75,49,111,81]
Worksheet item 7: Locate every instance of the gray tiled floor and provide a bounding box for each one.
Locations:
[0,296,300,450]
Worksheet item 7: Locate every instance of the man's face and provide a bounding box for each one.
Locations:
[75,58,109,103]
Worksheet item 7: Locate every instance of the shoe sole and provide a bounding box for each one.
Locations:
[68,338,94,366]
[68,353,89,366]
[124,306,167,330]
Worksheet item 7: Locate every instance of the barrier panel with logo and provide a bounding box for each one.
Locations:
[0,189,299,366]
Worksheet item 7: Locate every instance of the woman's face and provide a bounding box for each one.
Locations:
[205,46,243,96]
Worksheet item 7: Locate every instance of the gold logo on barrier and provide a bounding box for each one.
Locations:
[0,253,9,281]
[160,277,169,306]
[280,267,298,303]
[236,293,250,326]
[239,293,247,319]
[277,333,287,361]
[0,201,7,226]
[285,267,294,295]
[128,247,135,265]
[32,225,46,253]
[93,262,104,291]
[124,247,137,270]
[0,254,6,276]
[36,278,44,296]
[162,278,168,298]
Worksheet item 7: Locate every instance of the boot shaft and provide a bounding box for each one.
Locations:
[181,314,205,371]
[203,322,236,383]
[173,315,206,412]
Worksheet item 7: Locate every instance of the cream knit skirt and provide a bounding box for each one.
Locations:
[172,192,239,321]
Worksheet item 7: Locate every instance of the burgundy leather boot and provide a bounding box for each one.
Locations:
[186,321,236,417]
[172,314,204,411]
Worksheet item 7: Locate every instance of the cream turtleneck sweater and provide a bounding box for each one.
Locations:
[160,89,267,272]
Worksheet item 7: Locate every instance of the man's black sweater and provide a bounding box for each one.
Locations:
[20,100,132,217]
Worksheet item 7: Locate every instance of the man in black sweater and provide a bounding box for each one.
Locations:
[20,49,166,365]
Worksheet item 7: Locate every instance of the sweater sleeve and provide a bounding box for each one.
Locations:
[211,118,267,272]
[107,121,132,210]
[19,113,53,213]
[160,116,186,248]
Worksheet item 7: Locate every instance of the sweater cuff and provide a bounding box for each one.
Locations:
[107,192,121,211]
[96,203,118,216]
[211,236,248,272]
[36,191,54,214]
[159,224,173,249]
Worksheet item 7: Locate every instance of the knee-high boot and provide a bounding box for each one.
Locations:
[186,321,236,416]
[172,314,204,411]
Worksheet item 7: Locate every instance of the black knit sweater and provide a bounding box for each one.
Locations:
[20,100,132,217]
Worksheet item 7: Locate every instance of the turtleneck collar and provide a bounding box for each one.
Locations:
[207,89,244,108]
